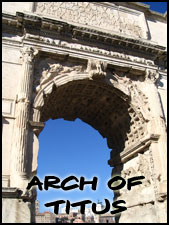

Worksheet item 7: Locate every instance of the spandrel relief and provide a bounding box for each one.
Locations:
[120,153,152,194]
[34,58,85,93]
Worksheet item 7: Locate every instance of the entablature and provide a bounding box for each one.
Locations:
[2,12,166,65]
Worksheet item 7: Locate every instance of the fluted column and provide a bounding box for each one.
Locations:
[10,47,38,189]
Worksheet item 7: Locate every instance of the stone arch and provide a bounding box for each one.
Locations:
[8,48,165,223]
[32,62,149,161]
[29,60,155,222]
[33,76,130,147]
[26,52,167,223]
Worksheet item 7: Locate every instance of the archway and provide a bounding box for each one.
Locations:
[35,82,130,222]
[30,55,150,223]
[9,50,167,223]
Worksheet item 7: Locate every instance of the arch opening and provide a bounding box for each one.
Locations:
[37,79,132,156]
[32,73,148,223]
[36,118,114,217]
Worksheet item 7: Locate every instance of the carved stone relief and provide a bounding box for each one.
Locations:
[34,58,85,93]
[121,152,152,194]
[86,59,107,79]
[33,56,151,154]
[35,2,144,38]
[106,70,151,150]
[145,68,159,83]
[129,83,151,121]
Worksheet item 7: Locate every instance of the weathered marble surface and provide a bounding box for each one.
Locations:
[2,2,167,223]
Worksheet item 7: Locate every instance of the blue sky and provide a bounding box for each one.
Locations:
[37,2,167,213]
[37,119,113,213]
[141,2,167,13]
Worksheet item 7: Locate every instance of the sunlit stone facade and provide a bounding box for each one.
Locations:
[2,2,167,223]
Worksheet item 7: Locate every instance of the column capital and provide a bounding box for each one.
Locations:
[20,47,39,64]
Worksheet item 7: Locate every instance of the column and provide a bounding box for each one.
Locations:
[10,47,38,189]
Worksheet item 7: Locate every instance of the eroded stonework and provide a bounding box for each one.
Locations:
[2,2,167,223]
[34,58,85,93]
[34,2,145,38]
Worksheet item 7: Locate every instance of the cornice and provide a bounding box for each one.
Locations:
[2,187,36,201]
[2,187,22,198]
[2,12,166,62]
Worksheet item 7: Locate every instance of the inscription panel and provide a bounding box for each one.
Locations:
[34,2,147,39]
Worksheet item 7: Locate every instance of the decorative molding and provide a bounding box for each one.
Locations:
[2,187,36,201]
[2,188,22,198]
[29,120,45,136]
[2,115,15,120]
[2,12,166,63]
[108,134,160,166]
